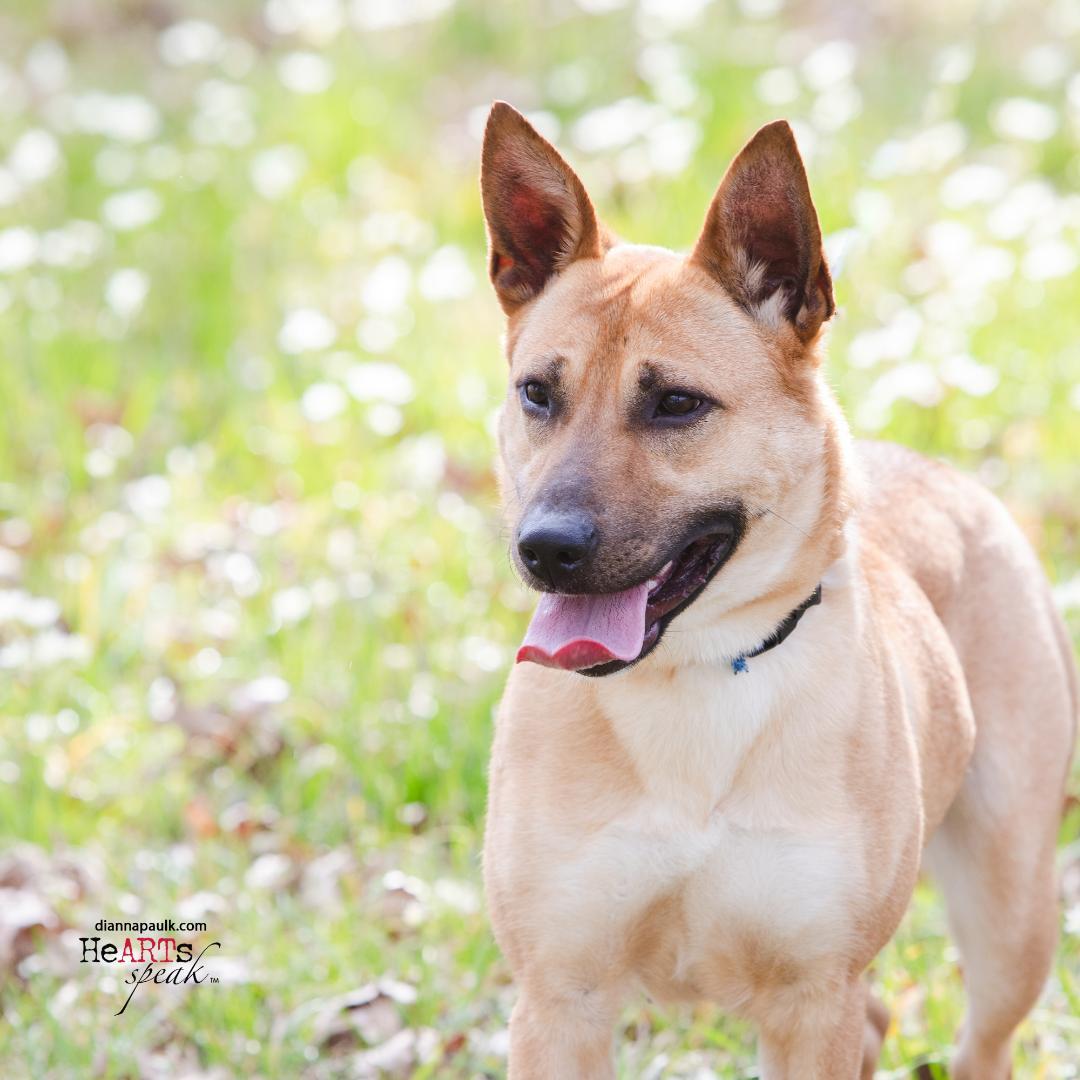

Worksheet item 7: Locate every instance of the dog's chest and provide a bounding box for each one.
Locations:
[545,778,862,1007]
[539,669,866,1006]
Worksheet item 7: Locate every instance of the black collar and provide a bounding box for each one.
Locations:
[731,585,822,674]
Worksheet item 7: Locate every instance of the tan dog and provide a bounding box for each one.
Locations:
[479,101,1078,1079]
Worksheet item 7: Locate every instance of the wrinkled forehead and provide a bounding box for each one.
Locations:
[506,244,765,388]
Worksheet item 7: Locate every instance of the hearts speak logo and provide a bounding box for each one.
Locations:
[80,919,222,1015]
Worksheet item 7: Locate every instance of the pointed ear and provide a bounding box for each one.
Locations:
[691,121,834,341]
[481,101,601,314]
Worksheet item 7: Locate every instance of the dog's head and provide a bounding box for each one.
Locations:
[481,102,849,675]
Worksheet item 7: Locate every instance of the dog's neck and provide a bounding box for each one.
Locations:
[590,534,859,812]
[730,584,823,675]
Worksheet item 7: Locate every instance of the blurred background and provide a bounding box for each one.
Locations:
[0,0,1078,1076]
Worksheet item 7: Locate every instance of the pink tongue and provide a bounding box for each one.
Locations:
[516,584,650,671]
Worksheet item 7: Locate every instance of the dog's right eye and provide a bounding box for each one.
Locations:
[521,381,550,410]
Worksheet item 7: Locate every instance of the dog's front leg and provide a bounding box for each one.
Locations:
[508,986,618,1080]
[756,977,869,1080]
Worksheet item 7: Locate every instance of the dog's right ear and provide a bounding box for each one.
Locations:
[481,101,601,315]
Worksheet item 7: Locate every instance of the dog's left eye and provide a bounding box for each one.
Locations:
[656,392,703,418]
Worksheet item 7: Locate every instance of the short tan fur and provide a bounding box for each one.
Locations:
[480,101,1078,1079]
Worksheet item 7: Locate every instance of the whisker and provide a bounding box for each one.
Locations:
[759,505,813,540]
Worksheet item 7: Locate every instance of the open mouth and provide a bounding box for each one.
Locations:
[515,514,743,676]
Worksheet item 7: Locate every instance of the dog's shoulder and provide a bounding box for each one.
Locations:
[851,438,1030,615]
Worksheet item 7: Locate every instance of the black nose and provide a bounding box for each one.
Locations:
[517,510,598,589]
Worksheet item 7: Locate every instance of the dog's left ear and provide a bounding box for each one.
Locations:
[691,120,834,341]
[481,101,602,315]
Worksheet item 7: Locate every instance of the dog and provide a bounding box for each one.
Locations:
[479,101,1078,1079]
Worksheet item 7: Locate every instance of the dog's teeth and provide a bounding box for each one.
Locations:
[647,561,675,594]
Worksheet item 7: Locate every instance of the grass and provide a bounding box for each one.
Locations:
[0,0,1077,1076]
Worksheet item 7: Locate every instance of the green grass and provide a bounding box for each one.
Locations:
[0,1,1077,1076]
